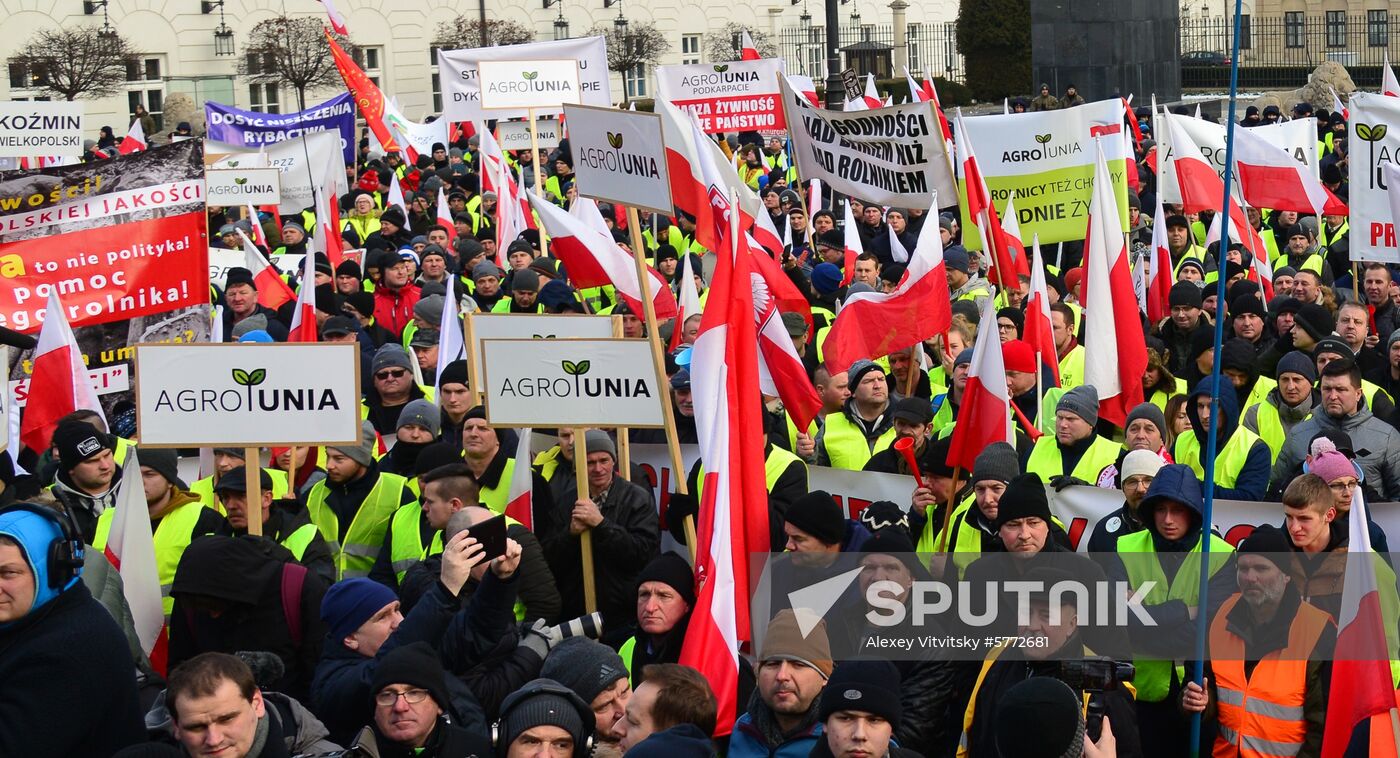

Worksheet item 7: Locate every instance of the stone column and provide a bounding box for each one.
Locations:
[768,7,784,37]
[890,0,909,74]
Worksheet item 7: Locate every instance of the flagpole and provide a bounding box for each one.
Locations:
[625,205,696,559]
[528,108,546,207]
[936,467,960,551]
[613,316,631,482]
[573,428,597,613]
[245,447,263,536]
[1190,0,1246,751]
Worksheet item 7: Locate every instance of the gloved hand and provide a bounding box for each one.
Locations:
[519,619,553,659]
[665,492,699,544]
[1049,475,1090,492]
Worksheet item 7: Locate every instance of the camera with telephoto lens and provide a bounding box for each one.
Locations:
[1056,657,1135,741]
[550,612,604,641]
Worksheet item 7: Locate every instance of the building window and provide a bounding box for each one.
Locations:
[804,26,824,78]
[356,46,383,88]
[1326,11,1346,48]
[907,23,922,73]
[249,83,280,113]
[1369,10,1388,48]
[681,34,701,65]
[126,55,165,131]
[1285,11,1305,48]
[7,60,49,90]
[430,46,442,113]
[1237,14,1251,50]
[624,63,647,98]
[128,90,163,131]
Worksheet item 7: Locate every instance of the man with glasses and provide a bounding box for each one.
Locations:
[344,642,493,755]
[363,344,433,437]
[1270,358,1400,500]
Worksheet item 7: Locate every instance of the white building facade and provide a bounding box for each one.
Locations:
[0,0,960,138]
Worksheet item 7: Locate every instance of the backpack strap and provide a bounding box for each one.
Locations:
[280,562,309,647]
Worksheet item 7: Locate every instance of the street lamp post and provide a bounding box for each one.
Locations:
[824,0,843,107]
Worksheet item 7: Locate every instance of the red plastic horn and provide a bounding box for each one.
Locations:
[893,436,925,488]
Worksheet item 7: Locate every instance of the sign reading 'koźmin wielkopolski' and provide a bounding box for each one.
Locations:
[133,343,362,447]
[481,338,665,428]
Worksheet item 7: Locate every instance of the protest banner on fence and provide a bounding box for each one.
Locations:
[439,37,611,120]
[563,104,673,215]
[1348,93,1400,263]
[955,100,1130,248]
[498,118,561,151]
[1050,484,1400,551]
[628,442,1400,552]
[655,59,787,134]
[134,343,361,446]
[205,167,281,206]
[481,338,665,428]
[208,131,347,215]
[1156,113,1317,206]
[781,76,956,207]
[0,102,84,158]
[0,141,211,416]
[204,93,357,163]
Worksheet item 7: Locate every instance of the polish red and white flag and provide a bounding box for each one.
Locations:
[118,119,146,155]
[238,230,296,310]
[19,292,105,453]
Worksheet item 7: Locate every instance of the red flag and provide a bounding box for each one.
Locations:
[118,119,146,155]
[246,204,270,250]
[954,111,1019,290]
[841,200,862,286]
[105,451,169,674]
[659,101,720,252]
[1205,203,1275,301]
[239,230,295,310]
[1146,197,1174,325]
[1386,54,1400,98]
[998,197,1030,278]
[528,195,678,319]
[1023,237,1060,385]
[1321,487,1398,757]
[287,247,318,342]
[678,186,768,736]
[947,296,1011,471]
[739,30,761,60]
[1162,112,1224,215]
[1122,97,1143,145]
[327,31,402,155]
[748,230,813,331]
[19,292,105,452]
[669,251,703,351]
[318,0,349,34]
[1233,123,1348,217]
[505,429,534,530]
[822,208,951,374]
[755,267,822,433]
[1082,142,1146,427]
[314,186,344,268]
[435,187,458,242]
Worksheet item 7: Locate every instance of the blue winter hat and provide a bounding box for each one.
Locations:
[0,508,79,624]
[238,330,275,343]
[811,263,843,295]
[321,577,398,643]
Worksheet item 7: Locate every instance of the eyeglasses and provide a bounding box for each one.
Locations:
[376,369,408,380]
[375,688,430,707]
[1328,480,1360,494]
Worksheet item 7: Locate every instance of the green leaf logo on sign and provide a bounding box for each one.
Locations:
[232,368,267,385]
[607,132,623,149]
[714,64,729,73]
[1035,134,1052,145]
[1357,123,1388,188]
[234,177,248,185]
[226,160,240,167]
[523,71,539,80]
[561,360,591,375]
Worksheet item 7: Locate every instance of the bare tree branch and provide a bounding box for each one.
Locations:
[238,16,356,111]
[703,23,779,64]
[433,17,536,49]
[12,27,137,101]
[587,22,671,73]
